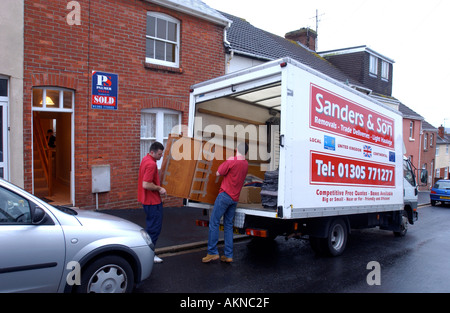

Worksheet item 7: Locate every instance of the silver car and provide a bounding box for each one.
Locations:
[0,179,154,293]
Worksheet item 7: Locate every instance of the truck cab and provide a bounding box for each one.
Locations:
[403,156,419,224]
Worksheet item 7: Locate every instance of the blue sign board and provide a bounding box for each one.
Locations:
[92,71,118,110]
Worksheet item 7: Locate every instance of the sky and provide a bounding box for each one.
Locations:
[203,0,450,129]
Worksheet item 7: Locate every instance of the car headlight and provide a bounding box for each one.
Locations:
[140,229,154,251]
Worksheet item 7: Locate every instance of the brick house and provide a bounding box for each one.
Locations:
[421,121,438,188]
[23,0,230,210]
[436,126,450,180]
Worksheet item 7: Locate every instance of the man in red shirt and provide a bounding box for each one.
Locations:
[138,141,166,263]
[202,142,249,263]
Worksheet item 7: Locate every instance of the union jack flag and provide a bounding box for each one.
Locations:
[363,145,372,158]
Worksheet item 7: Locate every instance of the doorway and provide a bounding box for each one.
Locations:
[32,87,74,205]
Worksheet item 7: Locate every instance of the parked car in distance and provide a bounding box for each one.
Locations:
[430,179,450,206]
[0,179,154,293]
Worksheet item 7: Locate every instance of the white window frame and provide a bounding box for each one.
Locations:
[424,133,428,150]
[381,60,389,81]
[0,76,9,180]
[146,12,180,68]
[409,121,414,140]
[140,108,181,167]
[369,55,378,77]
[32,87,74,112]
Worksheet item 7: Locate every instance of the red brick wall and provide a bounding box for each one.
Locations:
[419,131,436,190]
[402,118,421,171]
[24,0,226,210]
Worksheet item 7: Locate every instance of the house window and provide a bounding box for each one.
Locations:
[140,109,181,167]
[0,77,8,179]
[409,121,414,139]
[32,87,74,111]
[0,79,7,97]
[424,134,428,150]
[381,61,389,81]
[430,134,433,147]
[369,55,378,76]
[146,12,180,68]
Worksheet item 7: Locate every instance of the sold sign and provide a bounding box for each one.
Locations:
[92,71,118,110]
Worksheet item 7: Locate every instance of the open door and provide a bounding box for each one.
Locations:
[33,111,71,205]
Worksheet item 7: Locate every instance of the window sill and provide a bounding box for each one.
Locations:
[409,138,415,142]
[144,62,183,74]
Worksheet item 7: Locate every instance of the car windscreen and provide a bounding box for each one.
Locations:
[434,181,450,189]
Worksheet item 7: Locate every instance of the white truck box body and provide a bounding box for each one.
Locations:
[188,58,404,221]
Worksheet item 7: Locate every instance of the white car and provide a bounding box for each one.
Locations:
[0,179,154,293]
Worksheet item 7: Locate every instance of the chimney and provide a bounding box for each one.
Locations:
[438,125,445,138]
[285,27,317,51]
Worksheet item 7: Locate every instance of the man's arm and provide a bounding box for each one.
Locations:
[142,181,166,195]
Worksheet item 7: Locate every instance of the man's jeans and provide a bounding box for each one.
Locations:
[143,203,163,246]
[207,192,238,258]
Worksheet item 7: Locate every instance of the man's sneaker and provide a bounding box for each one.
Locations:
[202,254,219,263]
[220,255,233,263]
[154,255,163,263]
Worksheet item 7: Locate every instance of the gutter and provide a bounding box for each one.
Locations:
[147,0,231,27]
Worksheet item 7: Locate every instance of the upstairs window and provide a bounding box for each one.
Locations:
[146,12,180,68]
[369,55,378,77]
[381,61,389,81]
[409,121,414,140]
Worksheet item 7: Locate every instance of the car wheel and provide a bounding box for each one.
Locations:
[76,255,134,293]
[431,200,436,206]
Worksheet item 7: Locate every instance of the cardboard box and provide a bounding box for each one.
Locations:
[239,186,262,204]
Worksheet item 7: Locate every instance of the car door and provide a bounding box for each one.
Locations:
[0,186,65,292]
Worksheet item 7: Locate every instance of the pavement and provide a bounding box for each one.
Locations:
[101,191,431,255]
[100,205,213,255]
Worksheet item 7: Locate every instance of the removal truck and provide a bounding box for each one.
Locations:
[161,57,418,256]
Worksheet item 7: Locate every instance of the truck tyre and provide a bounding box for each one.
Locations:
[309,218,348,257]
[394,211,408,237]
[324,219,348,257]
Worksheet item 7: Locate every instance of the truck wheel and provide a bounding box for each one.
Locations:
[324,219,348,256]
[394,211,408,237]
[310,219,348,257]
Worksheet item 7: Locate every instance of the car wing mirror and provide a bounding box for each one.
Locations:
[32,207,47,224]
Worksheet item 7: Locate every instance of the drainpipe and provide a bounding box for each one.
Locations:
[223,23,233,74]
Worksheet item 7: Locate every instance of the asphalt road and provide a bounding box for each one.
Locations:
[136,203,450,294]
